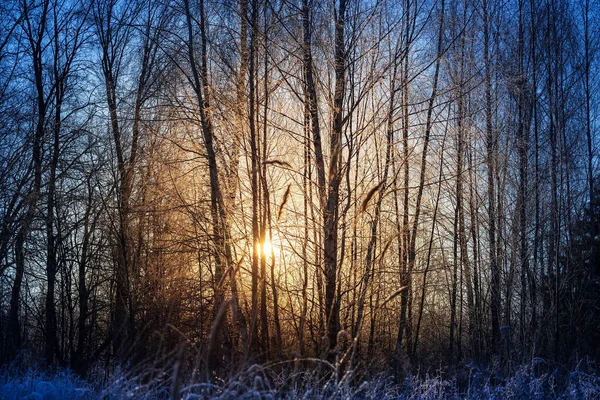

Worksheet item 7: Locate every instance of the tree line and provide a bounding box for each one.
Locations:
[0,0,598,380]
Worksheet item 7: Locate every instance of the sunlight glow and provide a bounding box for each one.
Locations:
[262,240,273,256]
[257,239,278,257]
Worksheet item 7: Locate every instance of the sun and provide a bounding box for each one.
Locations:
[256,239,278,257]
[262,240,273,256]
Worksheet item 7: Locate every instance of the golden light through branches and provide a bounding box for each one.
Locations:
[256,239,278,258]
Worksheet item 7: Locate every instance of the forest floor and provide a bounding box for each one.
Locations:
[1,360,599,399]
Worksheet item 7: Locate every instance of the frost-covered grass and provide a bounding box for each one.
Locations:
[0,368,95,399]
[1,361,598,399]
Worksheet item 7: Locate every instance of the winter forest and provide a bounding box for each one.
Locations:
[0,0,600,398]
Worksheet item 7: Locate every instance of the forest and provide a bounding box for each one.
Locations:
[0,0,599,398]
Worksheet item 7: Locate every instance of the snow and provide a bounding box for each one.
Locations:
[0,370,94,399]
[0,364,598,399]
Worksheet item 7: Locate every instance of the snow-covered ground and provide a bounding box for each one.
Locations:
[0,369,94,399]
[1,364,599,399]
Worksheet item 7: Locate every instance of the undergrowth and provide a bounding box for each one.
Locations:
[0,359,598,399]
